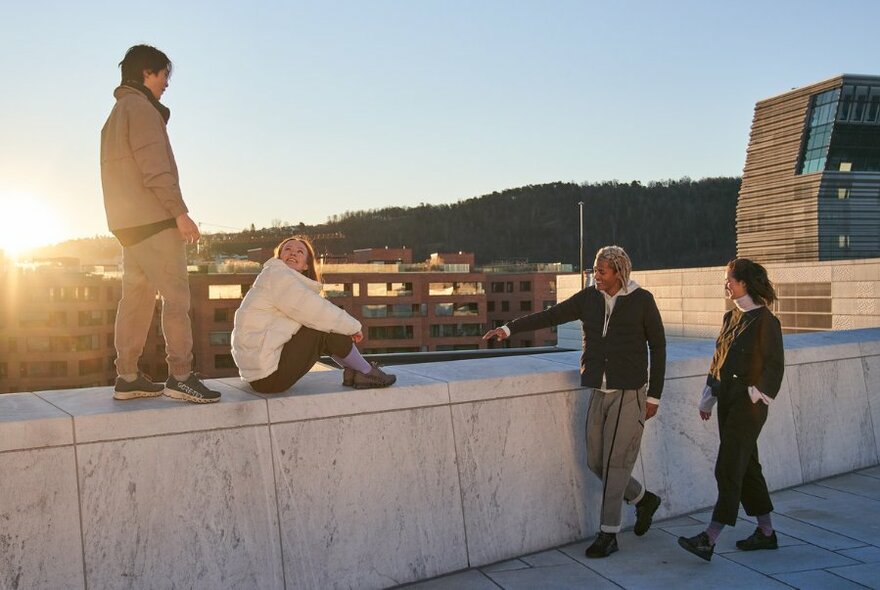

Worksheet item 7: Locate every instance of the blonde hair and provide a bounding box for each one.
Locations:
[594,245,632,293]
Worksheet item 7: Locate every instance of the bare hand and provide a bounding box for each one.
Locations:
[645,402,659,420]
[176,213,200,244]
[351,331,364,343]
[482,328,508,341]
[699,410,712,421]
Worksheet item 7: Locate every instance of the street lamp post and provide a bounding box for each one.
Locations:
[578,201,584,289]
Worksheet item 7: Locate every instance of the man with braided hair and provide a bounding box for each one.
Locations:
[483,245,666,558]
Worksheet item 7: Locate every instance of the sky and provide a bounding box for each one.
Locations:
[1,0,879,253]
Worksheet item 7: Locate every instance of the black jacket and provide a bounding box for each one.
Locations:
[507,285,666,398]
[707,306,784,398]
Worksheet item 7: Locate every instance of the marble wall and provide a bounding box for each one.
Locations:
[2,329,880,588]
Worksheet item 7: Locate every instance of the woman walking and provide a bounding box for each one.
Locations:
[678,258,784,561]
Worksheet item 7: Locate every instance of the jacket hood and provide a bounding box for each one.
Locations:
[598,279,641,299]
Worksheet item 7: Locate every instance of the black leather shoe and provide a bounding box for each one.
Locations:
[585,532,618,558]
[736,527,778,551]
[634,491,661,536]
[678,532,714,561]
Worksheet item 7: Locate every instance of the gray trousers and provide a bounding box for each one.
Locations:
[586,386,647,533]
[115,228,193,378]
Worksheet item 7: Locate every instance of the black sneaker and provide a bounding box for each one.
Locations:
[736,527,778,551]
[634,491,661,536]
[585,532,618,558]
[114,372,164,400]
[342,367,355,387]
[164,374,221,404]
[678,532,714,561]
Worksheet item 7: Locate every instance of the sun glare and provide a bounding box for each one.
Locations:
[0,194,63,259]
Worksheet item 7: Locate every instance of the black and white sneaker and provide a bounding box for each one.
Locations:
[114,372,165,400]
[164,374,221,404]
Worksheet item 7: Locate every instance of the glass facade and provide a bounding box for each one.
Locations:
[799,83,880,175]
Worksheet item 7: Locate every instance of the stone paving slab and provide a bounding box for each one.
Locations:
[827,562,880,588]
[722,543,859,574]
[816,472,880,500]
[479,559,529,573]
[402,570,498,589]
[484,563,620,589]
[839,545,880,563]
[859,465,880,479]
[518,550,576,568]
[771,569,870,589]
[559,532,792,590]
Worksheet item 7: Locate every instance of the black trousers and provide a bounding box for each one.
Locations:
[711,382,773,525]
[250,327,354,394]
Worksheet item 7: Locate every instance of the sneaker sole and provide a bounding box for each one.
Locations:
[113,389,165,400]
[163,387,220,404]
[736,542,778,551]
[585,545,618,558]
[353,380,396,389]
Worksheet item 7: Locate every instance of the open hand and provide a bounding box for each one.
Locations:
[482,328,508,341]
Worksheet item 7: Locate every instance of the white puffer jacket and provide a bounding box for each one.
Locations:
[231,258,361,382]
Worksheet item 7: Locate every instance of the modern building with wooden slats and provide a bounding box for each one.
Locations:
[738,74,880,262]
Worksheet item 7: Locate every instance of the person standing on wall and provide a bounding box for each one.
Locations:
[678,258,784,561]
[483,245,666,558]
[101,44,220,403]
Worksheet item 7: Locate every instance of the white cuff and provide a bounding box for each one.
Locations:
[500,325,511,337]
[699,385,717,413]
[646,397,660,406]
[748,385,771,405]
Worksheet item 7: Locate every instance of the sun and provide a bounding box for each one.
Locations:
[0,194,63,259]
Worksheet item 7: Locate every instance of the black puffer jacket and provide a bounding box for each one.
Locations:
[507,284,666,398]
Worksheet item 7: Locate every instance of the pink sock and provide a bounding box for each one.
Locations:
[757,513,773,536]
[706,521,725,545]
[333,348,371,374]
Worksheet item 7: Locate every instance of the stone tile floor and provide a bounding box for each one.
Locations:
[403,466,880,589]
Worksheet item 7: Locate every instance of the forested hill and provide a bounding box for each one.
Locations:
[322,177,739,270]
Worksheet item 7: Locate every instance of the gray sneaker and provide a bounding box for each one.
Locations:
[352,363,396,389]
[164,374,221,404]
[114,372,164,400]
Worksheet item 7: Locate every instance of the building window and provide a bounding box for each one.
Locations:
[434,302,479,317]
[435,344,479,351]
[368,325,413,340]
[520,300,533,312]
[20,310,66,328]
[215,354,236,369]
[209,284,243,300]
[73,335,100,351]
[772,282,832,333]
[20,361,67,378]
[519,281,532,292]
[324,283,360,298]
[430,323,483,338]
[209,331,232,346]
[548,280,557,294]
[797,88,840,174]
[363,304,388,318]
[79,358,104,376]
[367,282,412,297]
[214,308,235,322]
[428,282,484,296]
[839,235,851,248]
[506,282,514,293]
[79,310,104,327]
[490,282,505,293]
[501,301,510,312]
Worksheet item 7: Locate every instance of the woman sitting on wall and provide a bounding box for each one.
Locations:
[678,258,784,561]
[231,236,396,392]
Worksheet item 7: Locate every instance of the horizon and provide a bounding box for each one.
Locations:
[2,0,879,255]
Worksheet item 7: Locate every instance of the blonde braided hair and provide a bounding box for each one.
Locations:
[594,245,632,293]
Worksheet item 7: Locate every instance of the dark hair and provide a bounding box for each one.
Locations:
[119,45,172,84]
[727,258,776,305]
[274,236,320,282]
